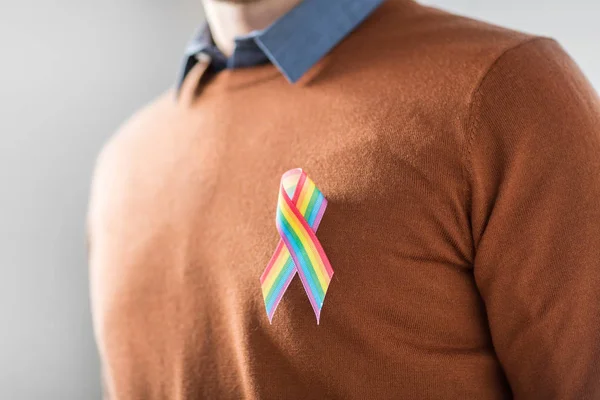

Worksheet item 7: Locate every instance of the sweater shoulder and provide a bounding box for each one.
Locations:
[100,89,178,160]
[92,88,178,175]
[331,1,571,156]
[350,0,548,95]
[465,35,600,178]
[370,0,539,61]
[88,89,179,223]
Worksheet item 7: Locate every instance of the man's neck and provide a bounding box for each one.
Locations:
[201,0,302,57]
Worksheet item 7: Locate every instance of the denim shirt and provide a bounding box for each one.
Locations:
[177,0,385,91]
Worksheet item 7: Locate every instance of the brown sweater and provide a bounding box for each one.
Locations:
[88,1,600,398]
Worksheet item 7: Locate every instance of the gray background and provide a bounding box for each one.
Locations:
[0,1,597,399]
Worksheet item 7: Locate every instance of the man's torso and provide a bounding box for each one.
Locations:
[89,1,534,398]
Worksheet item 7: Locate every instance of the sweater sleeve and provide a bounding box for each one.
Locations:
[465,37,600,399]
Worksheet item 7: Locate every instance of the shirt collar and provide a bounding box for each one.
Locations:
[177,0,385,90]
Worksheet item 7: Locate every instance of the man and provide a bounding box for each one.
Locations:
[87,0,600,398]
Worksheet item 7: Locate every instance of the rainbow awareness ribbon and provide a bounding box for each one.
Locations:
[260,168,334,324]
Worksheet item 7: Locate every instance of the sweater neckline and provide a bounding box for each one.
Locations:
[178,60,283,104]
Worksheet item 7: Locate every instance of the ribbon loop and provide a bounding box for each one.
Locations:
[260,168,334,324]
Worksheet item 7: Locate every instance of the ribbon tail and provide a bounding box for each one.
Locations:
[260,241,298,323]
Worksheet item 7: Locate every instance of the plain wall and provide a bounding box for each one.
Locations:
[0,1,597,399]
[0,1,200,399]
